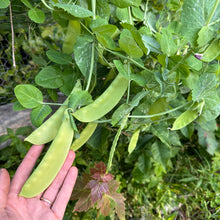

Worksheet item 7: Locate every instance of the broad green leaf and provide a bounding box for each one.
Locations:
[113,60,128,78]
[14,85,43,109]
[73,35,96,79]
[181,0,220,46]
[96,34,116,50]
[109,0,133,8]
[21,0,33,9]
[31,105,52,127]
[141,35,161,54]
[171,109,198,130]
[96,0,110,20]
[121,23,148,55]
[132,6,144,20]
[119,29,143,58]
[128,129,140,154]
[151,141,171,169]
[0,0,10,8]
[160,28,177,57]
[59,68,79,96]
[186,55,203,71]
[68,90,93,110]
[46,49,72,65]
[28,8,45,23]
[13,101,26,111]
[148,97,169,121]
[53,3,93,18]
[201,39,220,62]
[35,66,63,89]
[63,20,81,54]
[92,24,119,38]
[116,8,130,23]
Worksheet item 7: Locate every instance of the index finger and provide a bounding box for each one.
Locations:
[10,145,44,195]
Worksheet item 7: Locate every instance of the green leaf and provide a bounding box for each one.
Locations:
[12,101,26,111]
[116,7,130,23]
[31,105,52,127]
[0,0,10,9]
[73,35,96,79]
[151,141,171,169]
[35,66,63,89]
[21,0,33,9]
[160,28,177,57]
[46,49,72,65]
[201,39,220,62]
[181,0,220,46]
[53,3,93,18]
[68,90,93,110]
[0,135,10,144]
[141,35,161,55]
[96,0,110,20]
[14,85,43,109]
[15,126,33,136]
[28,8,45,23]
[109,0,134,8]
[197,26,215,47]
[119,29,143,58]
[128,129,140,154]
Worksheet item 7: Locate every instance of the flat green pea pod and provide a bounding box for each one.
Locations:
[72,74,128,122]
[71,122,97,151]
[128,129,140,154]
[20,114,74,198]
[201,39,220,62]
[25,102,68,145]
[171,109,198,130]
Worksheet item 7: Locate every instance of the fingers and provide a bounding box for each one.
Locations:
[10,145,44,195]
[52,166,78,219]
[39,150,76,201]
[0,169,10,209]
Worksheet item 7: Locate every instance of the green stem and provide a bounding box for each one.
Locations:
[41,0,53,10]
[42,102,68,106]
[206,0,220,26]
[128,102,191,119]
[106,126,122,173]
[80,22,94,36]
[128,7,133,25]
[91,0,96,19]
[86,42,95,91]
[126,62,131,104]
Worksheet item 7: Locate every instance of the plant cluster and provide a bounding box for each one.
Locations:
[1,0,220,219]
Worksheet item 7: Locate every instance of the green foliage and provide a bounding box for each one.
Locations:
[1,0,220,218]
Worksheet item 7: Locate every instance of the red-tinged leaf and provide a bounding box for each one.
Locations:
[73,194,92,212]
[97,194,112,216]
[108,180,120,193]
[90,162,106,175]
[108,192,126,220]
[102,173,114,182]
[87,180,109,204]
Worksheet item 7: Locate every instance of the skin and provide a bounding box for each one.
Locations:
[0,144,78,220]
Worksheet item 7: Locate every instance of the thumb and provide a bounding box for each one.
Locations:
[0,169,10,209]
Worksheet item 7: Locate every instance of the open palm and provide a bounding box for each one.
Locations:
[0,145,78,220]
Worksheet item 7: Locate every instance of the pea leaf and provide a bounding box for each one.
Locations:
[53,3,93,18]
[14,85,43,109]
[35,66,63,89]
[46,49,72,65]
[109,0,133,8]
[160,28,177,57]
[21,0,33,9]
[73,35,97,79]
[141,35,161,55]
[31,105,52,127]
[181,0,220,46]
[69,90,93,110]
[201,39,220,62]
[197,26,215,47]
[0,0,10,8]
[96,0,110,20]
[151,141,171,169]
[28,8,45,23]
[119,29,143,58]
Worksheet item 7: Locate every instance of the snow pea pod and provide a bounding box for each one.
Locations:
[25,101,68,145]
[71,122,97,151]
[20,114,74,198]
[72,74,128,122]
[171,109,198,130]
[128,129,140,154]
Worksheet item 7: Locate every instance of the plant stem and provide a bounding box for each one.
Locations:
[206,0,220,26]
[126,62,131,104]
[106,126,122,173]
[42,102,68,106]
[9,3,16,69]
[128,102,191,119]
[91,0,96,19]
[41,0,53,10]
[86,42,95,91]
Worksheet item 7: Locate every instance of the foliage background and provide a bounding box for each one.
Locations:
[1,0,220,219]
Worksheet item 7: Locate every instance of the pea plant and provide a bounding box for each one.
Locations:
[3,0,220,218]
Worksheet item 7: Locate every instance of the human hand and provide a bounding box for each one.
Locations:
[0,144,78,220]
